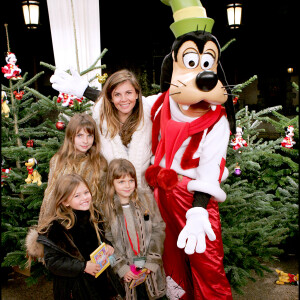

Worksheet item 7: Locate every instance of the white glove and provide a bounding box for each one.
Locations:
[50,68,89,98]
[177,207,216,255]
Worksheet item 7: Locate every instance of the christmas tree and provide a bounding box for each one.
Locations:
[1,24,107,284]
[220,87,298,292]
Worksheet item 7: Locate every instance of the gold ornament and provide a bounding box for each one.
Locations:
[96,73,108,84]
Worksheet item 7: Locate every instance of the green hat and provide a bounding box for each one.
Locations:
[161,0,214,38]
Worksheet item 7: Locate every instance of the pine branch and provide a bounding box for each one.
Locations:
[12,72,44,90]
[292,82,299,91]
[255,105,282,117]
[221,39,236,52]
[232,75,258,93]
[80,48,108,76]
[24,87,55,104]
[10,73,29,90]
[40,61,55,71]
[17,111,39,125]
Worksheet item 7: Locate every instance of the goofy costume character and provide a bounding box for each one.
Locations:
[145,1,236,299]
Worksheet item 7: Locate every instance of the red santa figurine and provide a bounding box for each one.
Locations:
[1,52,22,80]
[281,126,296,149]
[230,126,248,150]
[57,92,83,107]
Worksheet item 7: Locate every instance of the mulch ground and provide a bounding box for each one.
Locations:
[1,255,298,299]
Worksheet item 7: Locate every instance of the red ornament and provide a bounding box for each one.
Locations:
[13,90,25,100]
[1,167,11,185]
[56,121,65,130]
[233,97,239,105]
[26,139,34,148]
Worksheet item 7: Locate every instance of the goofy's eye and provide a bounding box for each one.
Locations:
[183,52,199,69]
[201,53,215,70]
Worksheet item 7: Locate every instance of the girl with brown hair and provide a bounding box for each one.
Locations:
[102,158,166,300]
[26,174,119,300]
[39,112,107,221]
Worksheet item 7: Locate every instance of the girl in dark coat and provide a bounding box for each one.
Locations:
[27,174,121,300]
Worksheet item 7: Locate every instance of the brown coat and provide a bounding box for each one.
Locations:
[104,191,167,300]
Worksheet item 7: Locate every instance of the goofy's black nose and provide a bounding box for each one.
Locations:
[196,71,218,92]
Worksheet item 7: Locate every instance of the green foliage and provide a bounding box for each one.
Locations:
[220,104,299,292]
[1,51,106,283]
[138,70,161,97]
[292,82,299,92]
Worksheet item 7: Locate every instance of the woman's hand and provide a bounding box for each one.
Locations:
[106,244,114,256]
[123,270,139,283]
[84,260,101,277]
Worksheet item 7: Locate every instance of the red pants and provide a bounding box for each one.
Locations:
[154,176,232,300]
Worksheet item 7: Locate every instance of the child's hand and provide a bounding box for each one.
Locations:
[123,270,139,283]
[84,260,101,277]
[106,244,114,256]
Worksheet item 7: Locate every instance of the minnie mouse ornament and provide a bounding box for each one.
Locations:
[281,126,296,149]
[1,52,22,80]
[231,126,248,150]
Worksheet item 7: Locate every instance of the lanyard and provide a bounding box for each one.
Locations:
[124,217,140,256]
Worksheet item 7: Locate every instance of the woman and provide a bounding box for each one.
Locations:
[51,69,157,192]
[91,70,158,192]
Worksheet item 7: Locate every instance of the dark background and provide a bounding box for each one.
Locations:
[1,0,299,113]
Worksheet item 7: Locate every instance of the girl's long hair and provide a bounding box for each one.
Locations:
[38,174,102,243]
[98,69,144,146]
[54,113,107,200]
[102,159,139,222]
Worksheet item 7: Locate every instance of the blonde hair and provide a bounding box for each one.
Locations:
[54,113,107,200]
[102,159,140,222]
[38,174,102,243]
[98,69,144,146]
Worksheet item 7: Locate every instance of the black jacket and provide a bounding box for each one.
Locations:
[37,211,119,300]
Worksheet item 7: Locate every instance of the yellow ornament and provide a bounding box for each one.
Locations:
[276,269,299,285]
[25,158,42,186]
[1,91,10,118]
[96,73,108,84]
